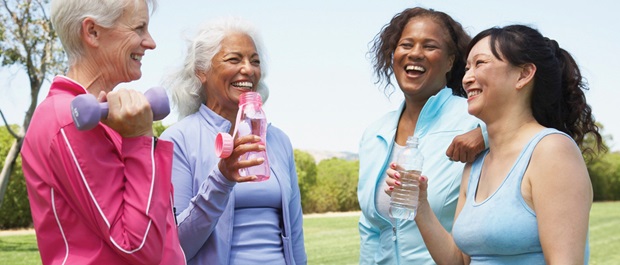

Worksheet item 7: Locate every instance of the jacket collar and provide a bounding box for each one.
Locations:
[376,87,454,142]
[197,104,233,132]
[51,75,88,96]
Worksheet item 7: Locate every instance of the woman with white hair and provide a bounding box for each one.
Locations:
[21,0,185,264]
[160,17,307,265]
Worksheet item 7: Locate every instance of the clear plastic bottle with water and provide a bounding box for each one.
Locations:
[235,92,270,181]
[389,136,424,220]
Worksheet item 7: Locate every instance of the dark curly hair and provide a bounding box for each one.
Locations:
[467,25,605,155]
[369,7,471,97]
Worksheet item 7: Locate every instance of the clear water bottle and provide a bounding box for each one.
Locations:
[389,136,423,220]
[215,91,270,182]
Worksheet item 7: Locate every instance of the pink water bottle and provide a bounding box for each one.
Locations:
[215,92,270,182]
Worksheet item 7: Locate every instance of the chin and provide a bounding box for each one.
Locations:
[129,72,142,82]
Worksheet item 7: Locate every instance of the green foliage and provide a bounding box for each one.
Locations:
[0,0,66,74]
[0,125,31,229]
[588,152,620,201]
[152,121,167,137]
[301,157,360,213]
[293,149,317,211]
[583,123,620,201]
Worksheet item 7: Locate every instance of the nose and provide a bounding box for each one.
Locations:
[239,60,255,76]
[407,45,424,60]
[462,68,474,89]
[143,30,156,50]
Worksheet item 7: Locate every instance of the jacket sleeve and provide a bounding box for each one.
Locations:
[359,213,380,264]
[287,147,308,265]
[49,125,175,264]
[165,131,236,260]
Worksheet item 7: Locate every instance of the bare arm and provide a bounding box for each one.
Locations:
[446,127,485,163]
[385,163,469,265]
[528,134,591,264]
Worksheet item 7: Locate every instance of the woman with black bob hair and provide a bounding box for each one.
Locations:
[387,24,604,264]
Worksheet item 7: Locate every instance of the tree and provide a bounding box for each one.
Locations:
[0,0,67,207]
[293,149,317,211]
[0,125,30,229]
[588,152,620,201]
[317,158,360,212]
[152,120,167,137]
[303,158,360,213]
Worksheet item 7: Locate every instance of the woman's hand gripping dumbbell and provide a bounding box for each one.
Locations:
[70,87,170,137]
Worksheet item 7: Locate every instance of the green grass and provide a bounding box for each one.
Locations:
[589,201,620,264]
[0,234,40,265]
[1,202,619,264]
[304,214,360,264]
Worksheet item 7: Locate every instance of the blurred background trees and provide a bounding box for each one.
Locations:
[1,121,619,228]
[0,0,66,209]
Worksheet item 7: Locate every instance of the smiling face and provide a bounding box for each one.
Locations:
[463,36,524,121]
[393,16,455,102]
[200,32,261,117]
[97,0,156,85]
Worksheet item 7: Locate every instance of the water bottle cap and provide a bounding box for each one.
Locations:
[239,91,262,106]
[215,133,234,158]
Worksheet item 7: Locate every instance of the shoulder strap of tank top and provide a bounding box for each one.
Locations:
[467,149,489,199]
[509,128,570,180]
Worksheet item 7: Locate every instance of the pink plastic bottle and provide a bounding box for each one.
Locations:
[215,91,270,182]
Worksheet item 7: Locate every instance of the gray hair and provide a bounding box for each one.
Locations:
[51,0,157,64]
[167,17,269,119]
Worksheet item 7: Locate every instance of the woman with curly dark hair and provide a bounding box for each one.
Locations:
[357,7,486,264]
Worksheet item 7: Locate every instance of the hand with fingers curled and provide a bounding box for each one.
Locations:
[384,162,429,205]
[445,126,486,163]
[218,135,265,183]
[20,1,186,263]
[158,17,307,264]
[102,88,154,138]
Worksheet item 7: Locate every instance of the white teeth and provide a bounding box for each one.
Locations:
[406,65,425,72]
[232,81,253,89]
[467,90,481,98]
[131,54,142,62]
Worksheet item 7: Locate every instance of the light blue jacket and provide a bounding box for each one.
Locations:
[161,105,307,265]
[357,88,485,265]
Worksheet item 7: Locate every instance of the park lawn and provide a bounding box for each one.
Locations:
[0,234,40,265]
[1,202,619,264]
[304,214,360,264]
[589,201,620,264]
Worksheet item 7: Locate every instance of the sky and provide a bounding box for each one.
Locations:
[1,0,619,153]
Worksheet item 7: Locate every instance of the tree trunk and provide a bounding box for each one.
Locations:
[0,138,23,207]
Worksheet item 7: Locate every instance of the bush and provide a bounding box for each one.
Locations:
[301,157,360,213]
[0,125,32,229]
[589,152,620,201]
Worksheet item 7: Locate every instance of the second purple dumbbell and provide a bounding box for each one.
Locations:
[70,87,170,131]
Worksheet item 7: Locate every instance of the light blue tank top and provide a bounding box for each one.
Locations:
[230,174,285,265]
[452,128,589,264]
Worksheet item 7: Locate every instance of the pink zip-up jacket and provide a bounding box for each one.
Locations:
[21,76,186,265]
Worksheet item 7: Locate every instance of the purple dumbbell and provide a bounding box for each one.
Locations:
[70,87,170,131]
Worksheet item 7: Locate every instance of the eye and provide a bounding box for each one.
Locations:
[475,60,485,66]
[251,59,261,66]
[135,23,146,33]
[226,58,241,64]
[399,42,413,49]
